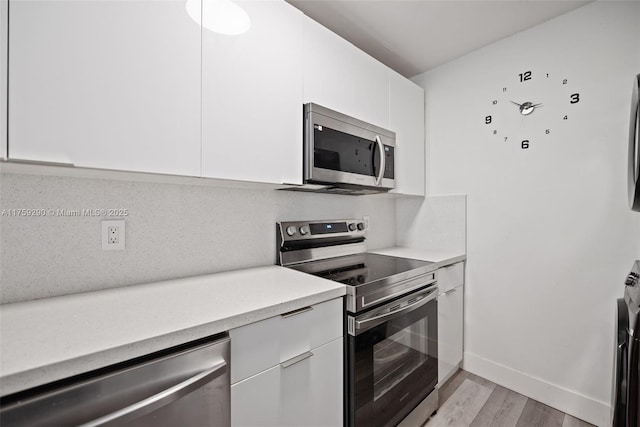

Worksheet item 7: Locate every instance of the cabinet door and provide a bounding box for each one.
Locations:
[0,0,6,159]
[352,48,389,129]
[8,0,201,175]
[281,338,343,427]
[202,0,303,185]
[231,364,281,427]
[302,15,357,120]
[438,286,463,384]
[303,16,389,129]
[231,338,344,427]
[389,70,425,196]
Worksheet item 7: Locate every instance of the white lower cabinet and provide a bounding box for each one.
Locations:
[437,262,465,384]
[229,298,344,427]
[231,338,343,427]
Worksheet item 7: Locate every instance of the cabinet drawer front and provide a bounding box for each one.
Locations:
[437,286,463,384]
[230,298,343,384]
[231,338,344,427]
[438,262,465,293]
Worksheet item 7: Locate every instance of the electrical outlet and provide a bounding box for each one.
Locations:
[102,220,125,251]
[108,227,119,244]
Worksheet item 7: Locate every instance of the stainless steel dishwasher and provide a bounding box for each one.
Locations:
[0,334,230,427]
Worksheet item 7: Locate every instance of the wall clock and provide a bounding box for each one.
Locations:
[484,69,581,150]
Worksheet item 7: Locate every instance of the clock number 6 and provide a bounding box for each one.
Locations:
[485,115,492,124]
[521,140,530,149]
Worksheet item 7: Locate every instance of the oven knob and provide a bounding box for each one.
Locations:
[286,226,297,236]
[357,222,365,231]
[299,226,309,235]
[357,275,365,284]
[348,223,356,231]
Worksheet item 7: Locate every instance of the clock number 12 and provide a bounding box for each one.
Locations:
[519,71,532,82]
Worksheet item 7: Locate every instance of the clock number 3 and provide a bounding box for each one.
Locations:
[570,93,580,104]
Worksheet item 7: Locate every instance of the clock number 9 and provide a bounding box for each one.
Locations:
[519,71,532,82]
[485,115,492,124]
[521,140,530,149]
[570,93,580,104]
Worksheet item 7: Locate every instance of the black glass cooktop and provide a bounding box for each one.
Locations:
[289,253,433,287]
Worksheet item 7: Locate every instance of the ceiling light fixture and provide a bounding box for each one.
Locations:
[186,0,251,36]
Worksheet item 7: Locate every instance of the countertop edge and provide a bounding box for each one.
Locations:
[369,247,467,265]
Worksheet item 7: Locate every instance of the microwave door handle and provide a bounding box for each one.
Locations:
[375,135,385,186]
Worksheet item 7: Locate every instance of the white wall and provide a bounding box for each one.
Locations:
[396,195,466,254]
[0,173,396,303]
[412,2,640,425]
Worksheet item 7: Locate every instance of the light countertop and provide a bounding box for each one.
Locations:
[371,246,466,265]
[0,265,345,396]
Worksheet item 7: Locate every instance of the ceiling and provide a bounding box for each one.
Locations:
[286,0,592,78]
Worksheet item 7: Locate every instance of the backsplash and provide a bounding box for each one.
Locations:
[396,194,466,253]
[0,173,396,304]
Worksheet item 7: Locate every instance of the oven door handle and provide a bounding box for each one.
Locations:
[375,135,385,186]
[354,289,437,332]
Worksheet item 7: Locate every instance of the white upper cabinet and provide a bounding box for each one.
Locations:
[352,48,390,129]
[0,0,7,159]
[201,0,304,185]
[303,16,389,130]
[389,70,425,196]
[8,0,201,175]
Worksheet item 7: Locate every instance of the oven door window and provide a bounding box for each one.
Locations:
[349,298,437,427]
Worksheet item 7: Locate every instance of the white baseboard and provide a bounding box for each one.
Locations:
[462,352,611,427]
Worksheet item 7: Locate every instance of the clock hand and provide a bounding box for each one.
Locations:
[510,101,543,108]
[510,101,543,116]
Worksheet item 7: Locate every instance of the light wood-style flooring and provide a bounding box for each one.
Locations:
[422,370,595,427]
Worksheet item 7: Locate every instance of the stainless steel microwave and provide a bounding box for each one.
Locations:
[304,103,395,193]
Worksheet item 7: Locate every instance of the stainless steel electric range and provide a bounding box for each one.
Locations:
[277,219,439,427]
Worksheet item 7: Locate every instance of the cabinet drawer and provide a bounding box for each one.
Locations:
[438,262,465,293]
[231,337,343,427]
[230,298,343,384]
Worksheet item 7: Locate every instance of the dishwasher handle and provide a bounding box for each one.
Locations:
[80,360,227,427]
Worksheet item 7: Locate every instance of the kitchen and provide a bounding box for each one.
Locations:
[0,1,639,426]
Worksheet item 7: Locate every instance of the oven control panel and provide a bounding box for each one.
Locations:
[278,219,367,242]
